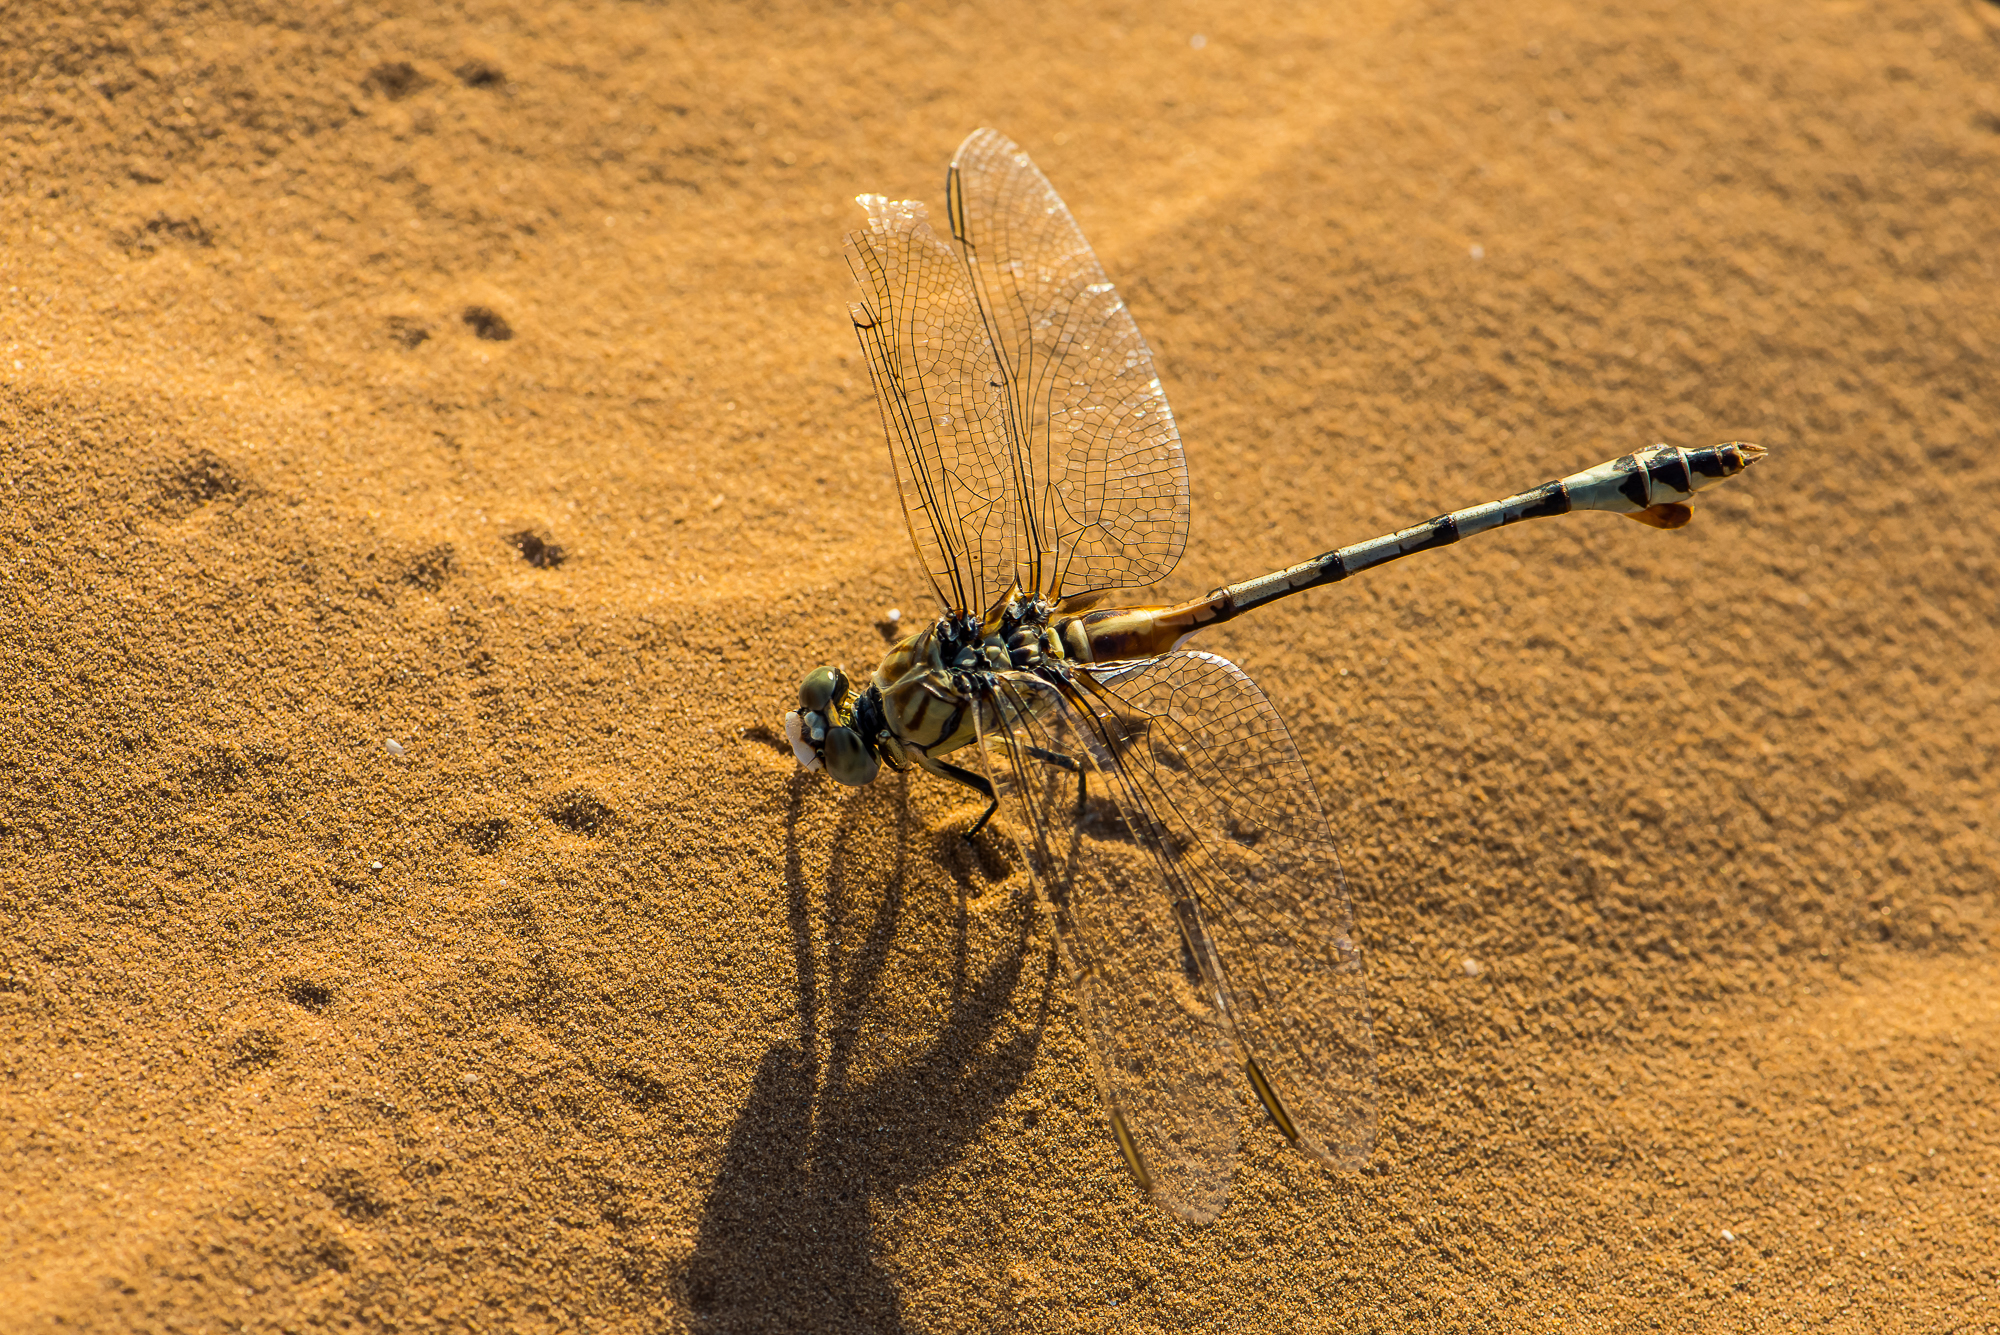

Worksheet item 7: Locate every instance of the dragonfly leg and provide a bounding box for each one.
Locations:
[918,755,1000,837]
[1022,745,1087,819]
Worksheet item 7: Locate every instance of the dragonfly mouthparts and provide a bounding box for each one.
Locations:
[782,709,824,772]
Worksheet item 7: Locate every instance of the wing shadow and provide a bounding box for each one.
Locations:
[680,773,1053,1332]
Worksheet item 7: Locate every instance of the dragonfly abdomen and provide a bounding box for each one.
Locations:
[1044,442,1766,662]
[1202,441,1766,623]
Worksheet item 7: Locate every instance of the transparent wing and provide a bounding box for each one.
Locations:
[844,131,1190,614]
[989,651,1375,1193]
[846,195,1016,614]
[947,129,1189,602]
[1069,651,1378,1169]
[974,671,1241,1223]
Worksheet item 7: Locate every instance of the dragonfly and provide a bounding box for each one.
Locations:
[782,128,1765,1222]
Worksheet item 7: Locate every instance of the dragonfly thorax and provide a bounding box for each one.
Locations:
[933,594,1064,673]
[782,594,1078,788]
[873,595,1071,764]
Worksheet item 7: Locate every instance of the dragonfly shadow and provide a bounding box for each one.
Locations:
[680,772,1053,1332]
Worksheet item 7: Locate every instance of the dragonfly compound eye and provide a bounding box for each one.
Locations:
[822,725,880,786]
[799,664,847,714]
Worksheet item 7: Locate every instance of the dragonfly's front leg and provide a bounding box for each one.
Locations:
[913,751,1000,836]
[914,745,1087,838]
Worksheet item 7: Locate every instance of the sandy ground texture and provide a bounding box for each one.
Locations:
[4,0,2000,1330]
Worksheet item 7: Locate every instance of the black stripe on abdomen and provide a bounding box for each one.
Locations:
[1612,454,1652,507]
[1688,444,1735,479]
[1648,449,1692,496]
[1406,513,1461,553]
[1515,480,1572,519]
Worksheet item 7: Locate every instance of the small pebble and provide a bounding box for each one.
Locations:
[384,738,405,757]
[369,860,383,872]
[1461,957,1484,977]
[886,608,902,623]
[1721,1229,1736,1242]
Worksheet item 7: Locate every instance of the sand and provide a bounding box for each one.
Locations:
[4,0,1998,1330]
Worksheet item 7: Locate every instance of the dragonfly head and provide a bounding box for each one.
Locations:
[784,664,881,786]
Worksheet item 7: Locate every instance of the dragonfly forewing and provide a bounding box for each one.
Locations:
[847,195,1021,614]
[946,128,1190,603]
[848,129,1191,618]
[973,670,1241,1223]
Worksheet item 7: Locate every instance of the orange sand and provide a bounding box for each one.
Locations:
[4,1,1998,1330]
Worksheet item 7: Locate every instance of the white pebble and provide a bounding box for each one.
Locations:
[1721,1229,1736,1242]
[1461,957,1484,977]
[384,738,405,756]
[886,608,902,623]
[1469,244,1485,260]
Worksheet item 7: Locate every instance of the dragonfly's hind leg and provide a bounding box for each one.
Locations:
[1023,746,1087,820]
